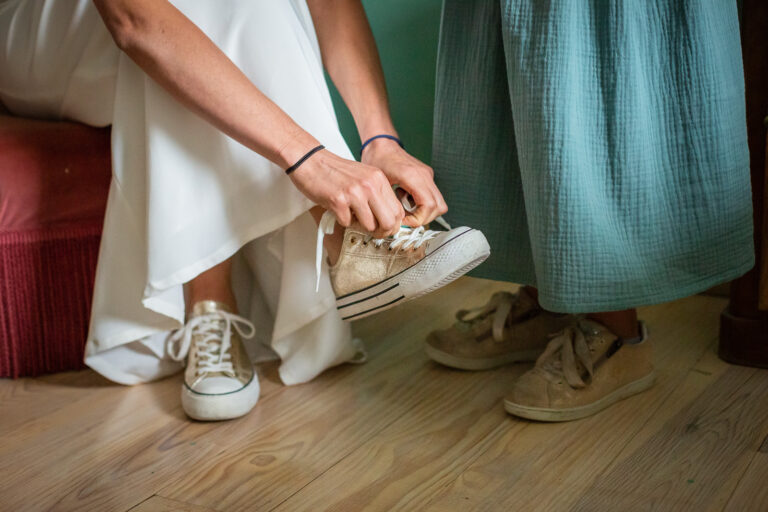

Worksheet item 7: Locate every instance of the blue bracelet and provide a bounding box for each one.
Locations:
[360,134,404,157]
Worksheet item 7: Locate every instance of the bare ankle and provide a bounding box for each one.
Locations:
[586,309,639,339]
[522,285,543,309]
[185,259,238,315]
[187,290,238,313]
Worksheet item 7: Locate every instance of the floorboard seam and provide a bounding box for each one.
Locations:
[416,417,519,511]
[265,403,418,512]
[261,325,443,510]
[711,368,768,511]
[572,338,719,497]
[124,493,157,512]
[720,450,759,512]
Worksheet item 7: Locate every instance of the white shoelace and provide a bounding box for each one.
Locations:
[314,191,451,292]
[167,310,256,376]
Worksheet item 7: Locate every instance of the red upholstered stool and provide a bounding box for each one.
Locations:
[0,116,111,378]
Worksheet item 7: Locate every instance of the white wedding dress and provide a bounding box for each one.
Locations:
[0,0,359,385]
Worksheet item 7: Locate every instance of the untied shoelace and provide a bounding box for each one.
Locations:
[536,321,596,389]
[455,292,516,342]
[314,189,451,292]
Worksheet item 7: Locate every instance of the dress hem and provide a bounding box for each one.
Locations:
[470,257,754,313]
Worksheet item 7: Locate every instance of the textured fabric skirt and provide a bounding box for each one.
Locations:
[433,0,754,313]
[0,0,359,384]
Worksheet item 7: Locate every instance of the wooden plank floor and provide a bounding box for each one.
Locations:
[2,277,767,512]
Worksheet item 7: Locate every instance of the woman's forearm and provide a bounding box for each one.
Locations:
[306,0,397,142]
[93,0,406,234]
[306,0,448,227]
[93,0,317,168]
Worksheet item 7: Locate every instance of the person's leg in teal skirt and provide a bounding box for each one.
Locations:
[426,0,753,421]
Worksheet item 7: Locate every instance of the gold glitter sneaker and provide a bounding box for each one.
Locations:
[316,211,490,322]
[168,301,260,421]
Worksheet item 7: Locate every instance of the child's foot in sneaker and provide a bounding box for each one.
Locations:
[317,211,490,321]
[168,301,260,421]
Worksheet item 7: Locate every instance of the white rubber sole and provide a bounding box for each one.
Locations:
[424,342,542,371]
[336,229,490,322]
[503,371,656,422]
[181,373,260,421]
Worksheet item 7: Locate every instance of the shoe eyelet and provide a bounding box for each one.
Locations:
[350,237,357,244]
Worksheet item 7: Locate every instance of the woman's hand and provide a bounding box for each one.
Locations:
[289,149,404,237]
[307,0,447,228]
[361,138,448,227]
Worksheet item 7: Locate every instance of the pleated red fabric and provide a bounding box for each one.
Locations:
[0,226,103,377]
[0,117,110,378]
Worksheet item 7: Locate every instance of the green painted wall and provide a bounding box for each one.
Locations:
[327,0,443,164]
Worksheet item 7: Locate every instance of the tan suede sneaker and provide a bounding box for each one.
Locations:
[325,218,490,321]
[425,288,576,370]
[504,319,654,422]
[168,301,260,421]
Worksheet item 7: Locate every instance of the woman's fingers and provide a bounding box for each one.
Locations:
[401,176,439,227]
[382,174,406,227]
[350,194,377,232]
[356,146,448,226]
[390,187,406,227]
[433,183,449,216]
[331,196,353,227]
[288,150,410,235]
[358,168,403,236]
[368,193,401,238]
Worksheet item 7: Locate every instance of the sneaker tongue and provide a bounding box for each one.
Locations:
[191,300,232,317]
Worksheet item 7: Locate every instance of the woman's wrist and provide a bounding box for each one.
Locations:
[360,134,403,157]
[360,133,406,163]
[285,144,325,175]
[275,127,322,169]
[356,112,397,145]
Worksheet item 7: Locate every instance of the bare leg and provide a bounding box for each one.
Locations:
[310,205,345,266]
[586,309,639,339]
[523,285,541,306]
[186,258,238,314]
[523,285,639,338]
[185,206,341,316]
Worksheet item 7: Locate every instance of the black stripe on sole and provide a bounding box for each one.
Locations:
[341,295,405,321]
[337,283,400,310]
[335,228,474,302]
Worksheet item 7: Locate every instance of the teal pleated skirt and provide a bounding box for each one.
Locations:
[433,0,754,313]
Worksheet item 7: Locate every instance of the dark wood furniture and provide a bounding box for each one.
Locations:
[719,0,768,367]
